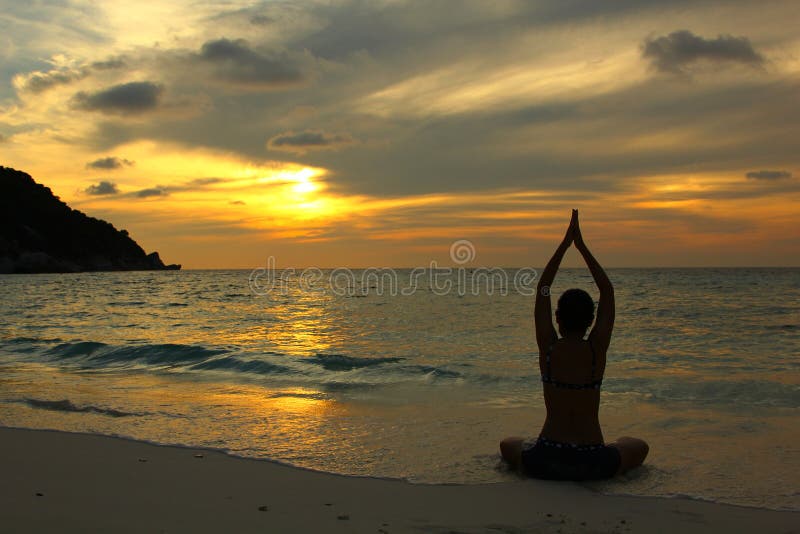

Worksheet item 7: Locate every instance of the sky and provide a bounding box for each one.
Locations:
[1,0,799,269]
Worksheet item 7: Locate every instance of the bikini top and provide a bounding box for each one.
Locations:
[541,339,603,390]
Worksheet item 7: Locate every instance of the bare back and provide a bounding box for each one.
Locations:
[539,337,606,444]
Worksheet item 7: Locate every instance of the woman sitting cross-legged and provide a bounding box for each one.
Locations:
[500,210,648,480]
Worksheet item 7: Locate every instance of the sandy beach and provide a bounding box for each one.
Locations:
[0,427,796,533]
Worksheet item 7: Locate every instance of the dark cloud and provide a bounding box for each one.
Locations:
[86,156,134,170]
[249,15,274,26]
[84,181,119,195]
[73,81,163,114]
[135,187,166,198]
[16,58,127,95]
[198,38,304,88]
[128,177,226,199]
[642,30,764,73]
[90,58,126,70]
[268,130,354,153]
[746,170,792,180]
[19,68,87,93]
[188,177,224,186]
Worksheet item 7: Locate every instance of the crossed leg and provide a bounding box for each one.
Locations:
[608,436,649,474]
[499,436,526,470]
[501,435,649,476]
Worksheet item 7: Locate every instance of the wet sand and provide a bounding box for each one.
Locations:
[0,427,796,533]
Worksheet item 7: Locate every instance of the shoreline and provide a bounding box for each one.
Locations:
[2,424,795,514]
[1,427,797,533]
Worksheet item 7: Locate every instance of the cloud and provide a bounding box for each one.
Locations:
[197,38,305,88]
[73,81,163,114]
[0,134,6,143]
[86,156,134,170]
[13,57,127,95]
[90,57,126,70]
[249,15,274,26]
[128,177,226,199]
[15,68,87,94]
[135,187,165,198]
[188,177,224,186]
[85,181,119,195]
[746,170,793,180]
[268,130,354,153]
[230,200,246,205]
[642,30,764,73]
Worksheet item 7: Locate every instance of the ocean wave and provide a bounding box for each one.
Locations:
[306,353,403,371]
[107,300,147,306]
[2,336,63,345]
[1,338,472,387]
[45,341,107,358]
[304,354,463,381]
[191,355,294,375]
[401,365,462,379]
[3,338,468,387]
[269,391,330,400]
[45,342,228,367]
[0,336,65,353]
[22,398,142,417]
[605,377,800,409]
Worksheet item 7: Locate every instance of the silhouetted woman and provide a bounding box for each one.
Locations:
[500,210,648,480]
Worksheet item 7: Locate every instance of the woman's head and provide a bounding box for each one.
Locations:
[556,288,595,335]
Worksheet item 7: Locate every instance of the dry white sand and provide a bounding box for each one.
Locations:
[0,427,796,533]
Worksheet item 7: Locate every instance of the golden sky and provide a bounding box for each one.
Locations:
[1,0,799,268]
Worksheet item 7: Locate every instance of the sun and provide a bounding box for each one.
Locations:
[293,175,318,195]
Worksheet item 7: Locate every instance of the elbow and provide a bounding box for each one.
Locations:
[596,281,613,297]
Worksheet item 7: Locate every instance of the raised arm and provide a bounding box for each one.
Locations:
[535,210,576,352]
[573,213,615,353]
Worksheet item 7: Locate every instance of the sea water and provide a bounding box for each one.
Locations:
[0,268,798,510]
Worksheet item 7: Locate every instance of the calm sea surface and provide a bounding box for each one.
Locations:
[1,268,798,510]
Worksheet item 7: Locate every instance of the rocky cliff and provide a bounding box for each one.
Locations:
[0,166,180,273]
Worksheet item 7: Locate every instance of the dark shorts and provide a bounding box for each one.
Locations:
[521,437,621,481]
